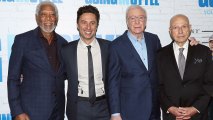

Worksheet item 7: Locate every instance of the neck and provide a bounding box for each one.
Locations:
[41,31,54,44]
[81,38,95,45]
[176,41,187,48]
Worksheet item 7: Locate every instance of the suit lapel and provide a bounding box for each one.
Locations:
[144,32,153,71]
[33,28,54,75]
[97,39,107,82]
[183,43,194,80]
[168,43,183,80]
[122,32,146,69]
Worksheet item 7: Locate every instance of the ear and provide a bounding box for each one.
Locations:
[77,23,79,31]
[35,14,39,25]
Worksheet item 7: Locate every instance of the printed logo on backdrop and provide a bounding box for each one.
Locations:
[85,0,159,5]
[0,114,11,120]
[0,0,63,3]
[199,0,213,15]
[199,0,213,7]
[0,38,2,82]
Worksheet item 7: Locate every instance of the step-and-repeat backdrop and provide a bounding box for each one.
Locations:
[0,0,213,119]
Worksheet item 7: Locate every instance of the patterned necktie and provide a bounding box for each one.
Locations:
[87,45,96,104]
[178,48,185,79]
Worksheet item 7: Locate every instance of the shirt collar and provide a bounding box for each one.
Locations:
[173,40,189,51]
[127,30,144,43]
[79,38,97,49]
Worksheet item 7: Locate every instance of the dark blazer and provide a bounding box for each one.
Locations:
[157,41,213,120]
[61,38,110,120]
[7,27,68,120]
[108,30,161,120]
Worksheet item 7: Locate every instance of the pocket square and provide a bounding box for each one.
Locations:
[193,58,202,64]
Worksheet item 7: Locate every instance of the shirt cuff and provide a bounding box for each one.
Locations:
[111,113,120,116]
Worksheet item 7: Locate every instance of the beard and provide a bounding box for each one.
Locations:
[39,23,56,33]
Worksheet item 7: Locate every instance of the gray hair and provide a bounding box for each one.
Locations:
[35,0,58,18]
[125,5,147,22]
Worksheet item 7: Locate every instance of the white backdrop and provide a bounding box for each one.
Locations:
[0,0,213,119]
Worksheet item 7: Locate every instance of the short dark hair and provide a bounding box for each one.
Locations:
[77,5,100,26]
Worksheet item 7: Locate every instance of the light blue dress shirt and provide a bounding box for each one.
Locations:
[127,31,148,70]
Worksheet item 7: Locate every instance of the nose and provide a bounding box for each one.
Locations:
[86,23,91,30]
[135,18,140,24]
[178,27,183,34]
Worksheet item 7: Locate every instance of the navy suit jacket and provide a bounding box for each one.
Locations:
[7,27,68,120]
[157,42,213,120]
[61,38,110,120]
[108,30,161,120]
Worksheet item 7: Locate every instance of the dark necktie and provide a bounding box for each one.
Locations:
[178,48,185,79]
[87,45,96,104]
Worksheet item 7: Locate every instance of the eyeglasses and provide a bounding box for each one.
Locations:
[128,16,146,22]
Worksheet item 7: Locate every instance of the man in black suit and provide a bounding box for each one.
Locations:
[157,14,213,120]
[61,5,110,120]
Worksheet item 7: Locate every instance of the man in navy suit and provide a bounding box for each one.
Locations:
[61,5,110,120]
[157,14,213,120]
[7,1,67,120]
[108,5,161,120]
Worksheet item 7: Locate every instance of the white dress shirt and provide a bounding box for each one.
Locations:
[77,38,105,97]
[173,40,189,66]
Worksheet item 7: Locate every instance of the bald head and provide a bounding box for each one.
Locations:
[170,14,190,28]
[169,14,191,47]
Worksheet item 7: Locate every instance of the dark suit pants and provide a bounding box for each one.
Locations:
[77,98,110,120]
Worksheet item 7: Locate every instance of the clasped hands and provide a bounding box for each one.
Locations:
[168,106,198,120]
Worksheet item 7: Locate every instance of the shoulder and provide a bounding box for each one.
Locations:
[13,29,37,48]
[62,40,78,50]
[97,38,111,47]
[55,33,68,44]
[157,43,172,55]
[144,32,160,41]
[192,44,209,50]
[15,29,35,40]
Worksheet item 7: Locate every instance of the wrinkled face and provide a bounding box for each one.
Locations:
[36,4,57,33]
[77,13,98,42]
[127,7,147,38]
[209,40,213,51]
[169,16,191,45]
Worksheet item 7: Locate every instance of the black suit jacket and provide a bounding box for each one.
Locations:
[61,38,110,120]
[157,41,213,120]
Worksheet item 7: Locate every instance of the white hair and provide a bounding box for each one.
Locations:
[125,5,147,22]
[35,0,58,18]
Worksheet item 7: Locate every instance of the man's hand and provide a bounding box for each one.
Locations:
[178,107,198,119]
[168,106,184,119]
[15,113,30,120]
[189,37,199,46]
[110,115,122,120]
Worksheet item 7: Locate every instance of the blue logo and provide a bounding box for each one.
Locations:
[62,34,120,42]
[0,0,63,3]
[85,0,160,5]
[199,0,213,7]
[0,114,11,120]
[0,37,2,82]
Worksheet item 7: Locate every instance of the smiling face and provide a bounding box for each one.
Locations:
[36,4,58,33]
[77,13,98,43]
[126,6,147,39]
[169,14,191,47]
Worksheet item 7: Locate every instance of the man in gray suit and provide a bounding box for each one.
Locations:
[7,1,67,120]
